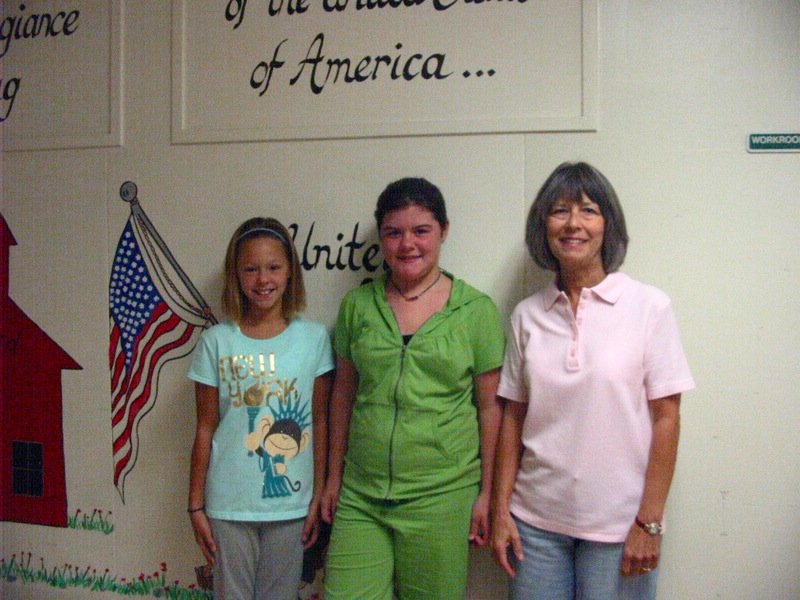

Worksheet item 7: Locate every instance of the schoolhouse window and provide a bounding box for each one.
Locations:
[12,441,44,497]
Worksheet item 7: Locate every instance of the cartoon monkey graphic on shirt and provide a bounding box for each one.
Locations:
[244,391,310,498]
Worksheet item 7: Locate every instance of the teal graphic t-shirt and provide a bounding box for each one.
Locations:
[187,318,333,521]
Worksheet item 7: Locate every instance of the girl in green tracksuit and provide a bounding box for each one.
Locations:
[321,178,506,600]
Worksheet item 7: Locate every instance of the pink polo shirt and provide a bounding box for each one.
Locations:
[497,272,695,542]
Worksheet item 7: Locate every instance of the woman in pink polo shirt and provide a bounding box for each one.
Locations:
[491,162,694,600]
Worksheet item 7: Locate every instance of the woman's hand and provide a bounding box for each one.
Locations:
[469,489,491,546]
[621,522,661,576]
[621,394,679,576]
[491,508,523,578]
[190,511,217,566]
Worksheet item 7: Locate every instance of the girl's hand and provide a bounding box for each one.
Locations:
[469,489,491,546]
[621,523,661,576]
[188,383,219,566]
[491,509,523,578]
[190,511,217,566]
[320,479,341,524]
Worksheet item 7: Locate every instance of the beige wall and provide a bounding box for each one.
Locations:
[2,1,799,598]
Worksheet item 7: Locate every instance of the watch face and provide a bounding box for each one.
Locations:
[636,517,664,535]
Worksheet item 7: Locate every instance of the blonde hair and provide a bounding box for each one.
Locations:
[222,217,306,323]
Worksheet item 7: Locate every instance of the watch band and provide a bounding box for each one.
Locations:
[635,516,665,535]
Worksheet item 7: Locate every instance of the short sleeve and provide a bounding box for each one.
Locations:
[186,328,218,387]
[469,296,506,375]
[644,300,695,400]
[497,308,527,403]
[313,324,335,377]
[333,290,357,361]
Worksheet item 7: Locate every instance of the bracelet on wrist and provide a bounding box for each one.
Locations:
[187,505,205,514]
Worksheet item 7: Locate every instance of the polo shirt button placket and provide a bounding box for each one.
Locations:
[567,312,581,371]
[569,292,590,370]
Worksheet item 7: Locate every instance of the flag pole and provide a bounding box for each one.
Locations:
[119,181,217,324]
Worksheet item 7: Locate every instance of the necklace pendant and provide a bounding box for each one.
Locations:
[390,269,442,302]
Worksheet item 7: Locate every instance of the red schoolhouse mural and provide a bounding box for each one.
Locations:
[0,213,82,527]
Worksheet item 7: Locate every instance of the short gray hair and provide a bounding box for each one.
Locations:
[526,162,629,273]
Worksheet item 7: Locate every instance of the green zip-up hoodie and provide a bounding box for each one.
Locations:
[334,272,505,500]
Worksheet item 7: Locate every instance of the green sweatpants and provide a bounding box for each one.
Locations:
[325,483,478,600]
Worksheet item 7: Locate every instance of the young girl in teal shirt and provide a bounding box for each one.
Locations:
[187,217,333,600]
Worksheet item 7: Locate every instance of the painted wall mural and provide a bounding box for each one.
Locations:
[0,213,82,527]
[110,182,217,502]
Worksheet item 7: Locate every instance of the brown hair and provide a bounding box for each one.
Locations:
[526,162,629,273]
[374,177,448,229]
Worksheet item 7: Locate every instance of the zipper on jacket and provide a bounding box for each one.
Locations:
[385,342,406,499]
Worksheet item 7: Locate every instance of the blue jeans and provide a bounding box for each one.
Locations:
[510,517,658,600]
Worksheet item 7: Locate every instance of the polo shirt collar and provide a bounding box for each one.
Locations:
[544,271,629,309]
[590,271,628,304]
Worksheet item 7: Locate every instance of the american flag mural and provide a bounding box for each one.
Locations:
[109,183,216,502]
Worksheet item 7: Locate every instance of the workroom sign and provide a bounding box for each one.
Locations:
[172,0,597,142]
[747,133,800,153]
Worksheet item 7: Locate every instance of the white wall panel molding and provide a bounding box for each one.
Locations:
[171,0,597,143]
[3,0,124,151]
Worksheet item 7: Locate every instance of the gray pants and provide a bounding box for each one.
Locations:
[210,517,305,600]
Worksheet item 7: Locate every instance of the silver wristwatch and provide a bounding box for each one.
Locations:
[635,516,665,535]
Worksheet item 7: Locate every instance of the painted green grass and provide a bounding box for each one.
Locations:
[67,508,115,535]
[0,553,212,598]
